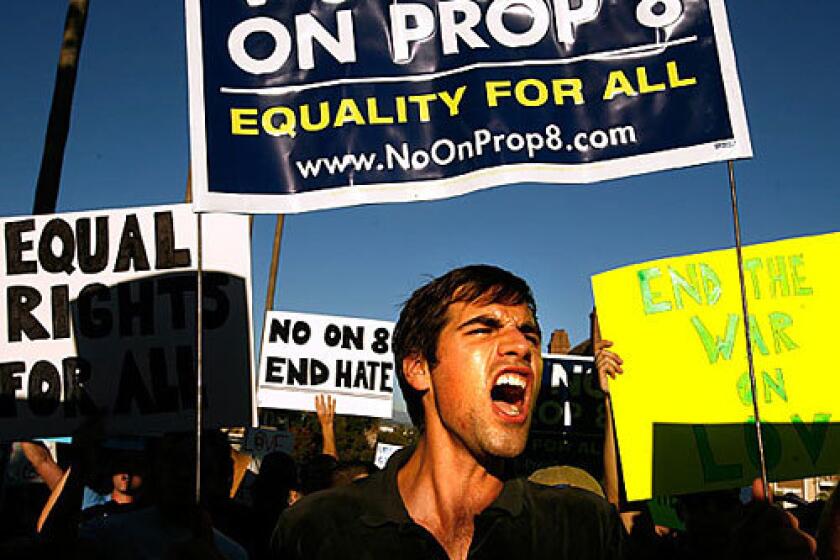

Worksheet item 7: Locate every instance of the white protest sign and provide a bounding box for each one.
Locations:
[257,311,394,418]
[0,204,254,439]
[374,442,403,470]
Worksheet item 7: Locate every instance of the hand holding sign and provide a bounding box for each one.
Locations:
[315,394,338,459]
[315,394,336,427]
[594,340,623,395]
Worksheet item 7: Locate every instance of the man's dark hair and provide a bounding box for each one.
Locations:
[392,265,538,428]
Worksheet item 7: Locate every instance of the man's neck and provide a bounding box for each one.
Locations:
[111,490,134,505]
[397,431,505,559]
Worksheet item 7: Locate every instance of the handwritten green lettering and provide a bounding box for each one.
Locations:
[763,368,787,403]
[638,267,672,314]
[737,369,786,406]
[691,314,738,364]
[744,258,763,300]
[769,312,798,354]
[669,265,703,310]
[699,263,722,305]
[767,256,790,298]
[790,254,814,296]
[748,314,769,356]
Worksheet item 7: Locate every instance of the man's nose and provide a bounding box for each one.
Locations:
[498,328,532,358]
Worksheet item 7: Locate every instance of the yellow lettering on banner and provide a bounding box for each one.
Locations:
[515,79,549,107]
[603,70,637,100]
[591,233,840,501]
[262,107,297,137]
[485,80,513,107]
[551,79,584,105]
[229,86,471,137]
[230,108,259,135]
[486,79,585,107]
[666,60,697,88]
[300,102,330,132]
[603,60,697,101]
[333,99,366,127]
[393,96,407,123]
[438,86,467,116]
[636,66,666,93]
[366,98,394,125]
[407,94,436,122]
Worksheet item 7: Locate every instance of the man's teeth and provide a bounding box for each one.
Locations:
[495,373,526,388]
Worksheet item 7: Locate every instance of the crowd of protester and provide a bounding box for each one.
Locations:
[1,403,837,559]
[0,396,383,559]
[0,346,837,560]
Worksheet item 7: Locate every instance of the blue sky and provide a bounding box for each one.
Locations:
[2,2,838,411]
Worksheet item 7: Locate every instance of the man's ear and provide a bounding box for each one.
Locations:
[288,489,302,506]
[402,353,431,392]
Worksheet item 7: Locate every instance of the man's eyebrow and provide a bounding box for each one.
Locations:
[519,322,541,337]
[456,315,541,337]
[457,315,503,330]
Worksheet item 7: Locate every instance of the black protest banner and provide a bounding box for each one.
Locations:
[0,204,254,439]
[187,0,751,214]
[520,354,605,478]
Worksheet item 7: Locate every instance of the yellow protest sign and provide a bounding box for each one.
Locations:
[592,233,840,501]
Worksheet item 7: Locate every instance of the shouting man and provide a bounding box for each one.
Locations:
[272,265,625,559]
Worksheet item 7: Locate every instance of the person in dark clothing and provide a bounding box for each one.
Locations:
[272,265,625,559]
[671,489,744,559]
[300,454,338,496]
[331,460,376,488]
[817,482,840,560]
[77,431,248,560]
[252,452,300,560]
[727,499,817,560]
[80,447,149,522]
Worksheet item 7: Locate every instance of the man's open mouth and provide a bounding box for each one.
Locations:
[490,372,529,418]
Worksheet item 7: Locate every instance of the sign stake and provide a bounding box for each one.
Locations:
[257,215,285,426]
[264,215,286,314]
[33,0,89,214]
[727,160,770,499]
[195,211,204,504]
[258,215,285,360]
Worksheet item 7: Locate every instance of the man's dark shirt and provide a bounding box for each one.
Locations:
[271,448,625,559]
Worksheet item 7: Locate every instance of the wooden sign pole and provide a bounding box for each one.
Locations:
[33,0,89,214]
[264,215,286,315]
[256,215,285,428]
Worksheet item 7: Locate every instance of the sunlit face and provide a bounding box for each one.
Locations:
[426,299,542,460]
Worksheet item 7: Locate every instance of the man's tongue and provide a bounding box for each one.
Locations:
[491,384,525,416]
